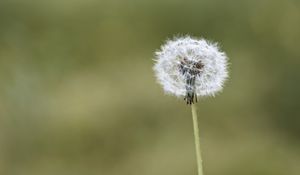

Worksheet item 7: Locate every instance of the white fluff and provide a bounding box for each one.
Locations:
[153,36,229,98]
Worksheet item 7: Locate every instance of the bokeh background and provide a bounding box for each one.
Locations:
[0,0,299,175]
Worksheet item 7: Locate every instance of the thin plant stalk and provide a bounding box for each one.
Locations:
[191,103,204,175]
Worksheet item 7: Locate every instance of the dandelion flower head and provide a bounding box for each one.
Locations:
[153,36,229,104]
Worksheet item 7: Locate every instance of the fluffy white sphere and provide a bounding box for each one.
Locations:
[153,36,228,102]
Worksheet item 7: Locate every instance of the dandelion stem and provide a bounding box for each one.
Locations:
[191,103,204,175]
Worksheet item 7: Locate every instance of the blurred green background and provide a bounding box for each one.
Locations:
[0,0,299,175]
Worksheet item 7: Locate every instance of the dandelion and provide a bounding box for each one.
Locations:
[153,36,229,175]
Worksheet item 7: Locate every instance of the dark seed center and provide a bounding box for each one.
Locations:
[179,58,204,105]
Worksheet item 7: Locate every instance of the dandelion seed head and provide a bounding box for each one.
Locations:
[153,36,229,103]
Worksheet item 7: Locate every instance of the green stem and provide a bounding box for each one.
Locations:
[191,103,204,175]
